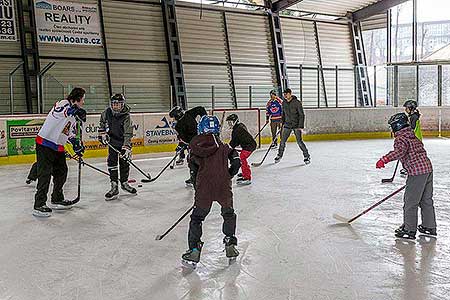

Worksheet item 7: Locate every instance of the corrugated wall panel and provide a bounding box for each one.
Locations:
[287,68,319,108]
[281,18,318,67]
[110,62,170,112]
[184,64,233,110]
[38,0,104,59]
[41,59,108,113]
[103,1,166,61]
[226,13,273,66]
[338,70,355,107]
[317,23,354,67]
[233,66,276,108]
[178,8,227,64]
[0,58,26,114]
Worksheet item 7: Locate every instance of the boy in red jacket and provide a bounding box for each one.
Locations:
[376,113,436,239]
[181,115,241,268]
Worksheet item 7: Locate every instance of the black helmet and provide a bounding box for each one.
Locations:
[169,106,184,121]
[110,94,126,113]
[270,89,277,96]
[226,114,239,129]
[388,113,409,133]
[403,99,418,110]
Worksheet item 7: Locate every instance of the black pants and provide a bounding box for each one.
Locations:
[107,147,130,183]
[188,205,237,249]
[28,162,39,181]
[34,144,68,208]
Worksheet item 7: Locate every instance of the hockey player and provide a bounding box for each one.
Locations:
[169,105,207,186]
[181,115,241,268]
[266,89,283,148]
[98,94,136,201]
[274,88,310,164]
[376,112,436,239]
[400,100,423,176]
[33,87,87,217]
[226,114,257,185]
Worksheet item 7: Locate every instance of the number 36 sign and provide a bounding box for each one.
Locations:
[0,0,16,42]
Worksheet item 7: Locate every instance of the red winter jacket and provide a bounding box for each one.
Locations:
[382,127,432,176]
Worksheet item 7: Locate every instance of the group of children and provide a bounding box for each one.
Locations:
[28,86,437,268]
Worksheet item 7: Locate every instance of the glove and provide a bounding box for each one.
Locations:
[376,157,388,169]
[97,129,110,145]
[121,145,132,160]
[265,117,270,124]
[69,137,85,157]
[67,105,87,122]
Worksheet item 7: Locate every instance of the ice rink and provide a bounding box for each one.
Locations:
[0,139,449,300]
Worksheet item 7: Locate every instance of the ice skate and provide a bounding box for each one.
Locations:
[304,157,311,165]
[181,242,203,269]
[105,181,119,201]
[274,155,282,163]
[26,178,35,185]
[270,142,278,150]
[121,181,137,194]
[224,237,239,263]
[175,158,184,166]
[50,199,74,210]
[237,173,243,178]
[32,205,52,217]
[417,225,437,237]
[394,225,416,240]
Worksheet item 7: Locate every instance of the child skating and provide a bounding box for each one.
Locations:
[376,112,436,240]
[181,115,241,268]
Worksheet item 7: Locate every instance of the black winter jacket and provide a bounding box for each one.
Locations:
[99,105,133,148]
[281,95,305,129]
[229,123,257,152]
[174,106,207,146]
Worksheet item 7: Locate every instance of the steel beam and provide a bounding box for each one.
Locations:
[352,0,409,21]
[270,0,303,13]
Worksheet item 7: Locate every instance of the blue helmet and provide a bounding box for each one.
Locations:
[198,115,220,135]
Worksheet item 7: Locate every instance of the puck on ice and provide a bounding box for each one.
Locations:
[138,184,143,187]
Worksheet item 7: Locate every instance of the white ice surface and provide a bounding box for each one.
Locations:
[0,139,449,300]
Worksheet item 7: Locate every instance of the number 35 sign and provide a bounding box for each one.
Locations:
[0,0,17,42]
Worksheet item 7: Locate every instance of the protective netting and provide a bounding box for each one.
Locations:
[212,109,261,143]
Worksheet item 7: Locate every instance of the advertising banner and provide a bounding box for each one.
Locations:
[143,114,177,146]
[7,119,45,156]
[34,0,102,46]
[82,114,144,151]
[0,0,17,41]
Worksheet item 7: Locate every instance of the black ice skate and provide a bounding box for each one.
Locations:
[175,158,184,166]
[237,173,243,178]
[50,199,74,210]
[395,225,416,240]
[26,178,35,185]
[224,236,239,263]
[105,181,119,201]
[417,225,437,237]
[304,157,311,165]
[121,182,137,194]
[270,142,278,150]
[274,155,282,163]
[32,205,52,217]
[181,242,204,269]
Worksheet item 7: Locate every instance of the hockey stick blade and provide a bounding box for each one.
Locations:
[155,234,163,241]
[251,162,263,167]
[381,178,394,183]
[332,213,350,224]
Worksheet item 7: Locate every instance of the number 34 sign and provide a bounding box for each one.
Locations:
[0,0,17,42]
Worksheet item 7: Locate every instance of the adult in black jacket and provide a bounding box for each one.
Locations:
[169,106,207,186]
[274,88,310,165]
[227,114,257,185]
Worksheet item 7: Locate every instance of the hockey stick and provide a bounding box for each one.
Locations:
[66,153,110,177]
[251,128,281,167]
[253,122,268,140]
[381,160,400,183]
[169,152,177,169]
[333,185,406,224]
[155,205,194,240]
[107,143,152,181]
[69,119,83,205]
[141,151,181,183]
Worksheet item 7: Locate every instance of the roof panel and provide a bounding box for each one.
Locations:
[287,0,381,16]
